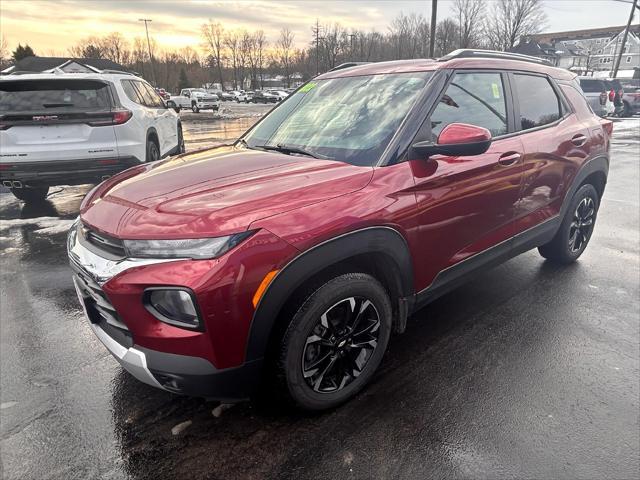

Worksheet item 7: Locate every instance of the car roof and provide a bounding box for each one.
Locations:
[318,55,575,81]
[0,72,141,82]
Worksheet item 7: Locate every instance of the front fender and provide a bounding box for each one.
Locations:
[245,226,414,362]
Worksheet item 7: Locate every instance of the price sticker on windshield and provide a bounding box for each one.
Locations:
[491,83,501,99]
[299,82,317,93]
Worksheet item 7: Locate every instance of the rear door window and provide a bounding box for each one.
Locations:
[0,79,112,113]
[513,74,563,130]
[429,72,508,139]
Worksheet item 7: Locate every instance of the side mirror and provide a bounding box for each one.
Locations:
[412,123,492,157]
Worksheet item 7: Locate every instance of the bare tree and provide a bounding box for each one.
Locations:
[224,30,241,89]
[0,35,9,69]
[201,21,226,88]
[101,33,130,65]
[69,37,105,58]
[435,19,460,57]
[276,28,295,87]
[485,0,547,51]
[453,0,485,48]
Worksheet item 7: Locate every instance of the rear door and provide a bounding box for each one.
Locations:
[0,78,118,163]
[510,73,586,233]
[135,81,176,154]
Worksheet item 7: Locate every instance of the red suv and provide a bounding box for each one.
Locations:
[68,50,612,410]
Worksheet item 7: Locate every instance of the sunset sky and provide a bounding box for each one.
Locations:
[1,0,635,56]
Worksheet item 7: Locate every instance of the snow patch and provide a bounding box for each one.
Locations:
[0,216,74,235]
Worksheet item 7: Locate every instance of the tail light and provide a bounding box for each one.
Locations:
[599,92,607,105]
[601,119,613,137]
[87,110,132,127]
[608,90,615,102]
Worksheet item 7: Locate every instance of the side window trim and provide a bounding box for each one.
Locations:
[508,72,572,136]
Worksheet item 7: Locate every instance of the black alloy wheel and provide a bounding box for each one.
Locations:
[568,196,595,253]
[302,296,381,393]
[277,272,392,411]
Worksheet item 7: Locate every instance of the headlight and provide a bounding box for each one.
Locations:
[144,288,202,330]
[123,232,254,259]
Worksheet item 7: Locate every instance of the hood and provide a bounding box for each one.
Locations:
[81,146,373,239]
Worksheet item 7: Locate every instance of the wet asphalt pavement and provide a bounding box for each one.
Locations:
[1,116,639,480]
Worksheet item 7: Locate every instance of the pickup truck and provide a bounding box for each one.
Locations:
[168,88,220,113]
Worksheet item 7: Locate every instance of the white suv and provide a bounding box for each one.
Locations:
[0,72,184,203]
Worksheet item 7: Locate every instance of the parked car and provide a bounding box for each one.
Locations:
[0,72,184,203]
[251,90,279,103]
[169,88,219,113]
[155,87,170,100]
[230,90,251,102]
[218,91,235,102]
[69,50,611,411]
[603,78,625,116]
[578,77,614,117]
[269,90,289,101]
[618,78,640,117]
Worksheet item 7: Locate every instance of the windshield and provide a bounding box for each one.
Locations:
[243,72,432,166]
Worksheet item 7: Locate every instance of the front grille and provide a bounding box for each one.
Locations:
[80,223,126,258]
[71,260,133,348]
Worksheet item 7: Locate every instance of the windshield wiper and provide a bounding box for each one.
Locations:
[43,103,74,108]
[255,144,324,159]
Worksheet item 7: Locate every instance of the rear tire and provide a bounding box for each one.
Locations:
[177,124,185,154]
[145,138,160,162]
[10,186,49,203]
[538,184,599,264]
[276,273,392,411]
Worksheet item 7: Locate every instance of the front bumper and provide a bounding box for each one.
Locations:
[67,222,262,400]
[0,156,140,187]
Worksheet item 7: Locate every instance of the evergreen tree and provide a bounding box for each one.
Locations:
[12,44,35,62]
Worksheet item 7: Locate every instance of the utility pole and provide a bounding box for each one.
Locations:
[612,0,638,78]
[429,0,438,58]
[139,18,156,86]
[348,33,357,60]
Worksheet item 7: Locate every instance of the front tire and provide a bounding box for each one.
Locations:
[10,186,49,203]
[277,273,392,411]
[539,184,599,264]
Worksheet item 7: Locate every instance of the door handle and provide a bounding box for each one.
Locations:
[571,134,587,147]
[498,152,521,166]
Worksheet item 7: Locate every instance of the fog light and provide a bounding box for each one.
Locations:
[144,288,202,331]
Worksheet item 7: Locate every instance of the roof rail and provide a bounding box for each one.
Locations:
[99,69,135,75]
[439,49,552,66]
[328,62,370,72]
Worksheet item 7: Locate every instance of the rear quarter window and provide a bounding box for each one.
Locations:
[561,84,594,120]
[0,79,112,113]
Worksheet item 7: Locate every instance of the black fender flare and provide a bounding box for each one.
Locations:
[244,226,414,362]
[559,154,609,219]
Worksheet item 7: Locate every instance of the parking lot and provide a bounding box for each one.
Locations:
[0,113,638,480]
